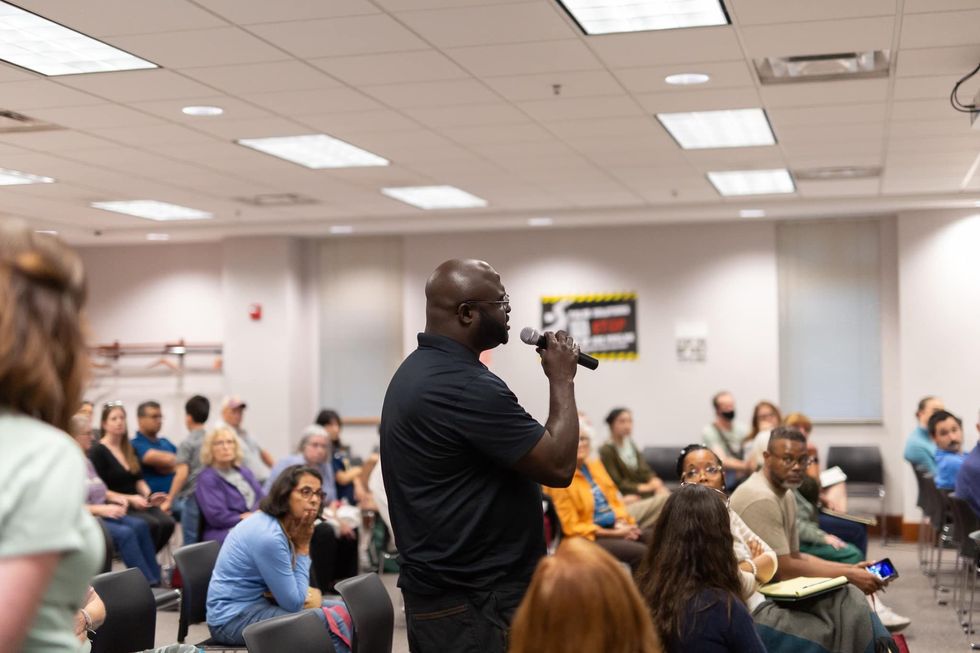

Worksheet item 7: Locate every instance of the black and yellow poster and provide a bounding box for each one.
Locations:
[540,293,637,360]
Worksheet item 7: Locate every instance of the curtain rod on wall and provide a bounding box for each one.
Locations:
[91,340,223,358]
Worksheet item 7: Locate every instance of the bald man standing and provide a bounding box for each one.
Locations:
[381,259,580,653]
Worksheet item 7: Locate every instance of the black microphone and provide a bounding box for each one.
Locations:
[520,327,599,370]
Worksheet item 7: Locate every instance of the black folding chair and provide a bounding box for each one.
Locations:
[335,573,394,653]
[90,568,156,653]
[948,495,980,629]
[826,446,887,543]
[173,540,246,650]
[641,446,683,489]
[242,610,337,653]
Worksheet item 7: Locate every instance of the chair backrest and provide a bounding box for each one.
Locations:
[641,446,682,483]
[90,568,157,653]
[542,494,562,554]
[335,573,394,653]
[97,518,115,574]
[949,495,980,557]
[243,610,337,653]
[825,446,884,485]
[173,540,220,642]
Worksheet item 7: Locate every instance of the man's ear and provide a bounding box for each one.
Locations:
[457,302,475,326]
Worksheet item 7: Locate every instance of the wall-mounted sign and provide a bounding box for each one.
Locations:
[541,293,637,360]
[675,321,708,363]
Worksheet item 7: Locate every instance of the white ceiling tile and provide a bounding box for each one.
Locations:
[248,15,428,58]
[777,122,886,144]
[362,79,498,108]
[904,0,980,12]
[0,130,114,152]
[0,80,103,110]
[106,28,290,68]
[901,10,980,49]
[184,116,311,140]
[438,122,556,145]
[779,138,884,158]
[767,103,888,127]
[887,118,978,138]
[887,134,980,153]
[897,45,980,77]
[729,0,896,25]
[470,139,578,162]
[518,95,643,122]
[796,178,881,197]
[180,61,342,95]
[635,87,763,113]
[739,17,894,58]
[446,40,603,77]
[483,70,623,101]
[893,74,968,101]
[248,88,382,116]
[582,147,689,168]
[374,0,537,9]
[299,110,421,134]
[0,62,37,82]
[128,96,272,123]
[614,61,754,94]
[881,177,963,193]
[760,79,889,107]
[683,147,787,169]
[20,0,226,36]
[310,51,468,86]
[542,116,662,140]
[394,3,575,48]
[86,124,222,148]
[783,153,883,169]
[24,104,164,130]
[404,103,528,128]
[588,27,742,68]
[890,98,964,121]
[193,0,378,23]
[56,69,216,102]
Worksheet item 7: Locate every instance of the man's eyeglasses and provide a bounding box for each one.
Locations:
[463,296,510,310]
[681,465,723,481]
[294,487,325,502]
[774,455,814,469]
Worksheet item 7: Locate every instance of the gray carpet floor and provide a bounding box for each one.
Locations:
[151,541,965,653]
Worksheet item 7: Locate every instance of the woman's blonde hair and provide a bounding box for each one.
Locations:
[509,538,662,653]
[784,412,813,434]
[201,426,243,467]
[0,222,88,431]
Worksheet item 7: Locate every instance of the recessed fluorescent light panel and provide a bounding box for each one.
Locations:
[91,200,212,221]
[146,233,170,241]
[708,169,795,196]
[528,217,554,227]
[237,134,388,169]
[665,73,710,86]
[657,108,775,149]
[382,185,488,210]
[329,225,354,234]
[182,105,223,117]
[739,209,766,218]
[0,168,55,185]
[557,0,728,35]
[0,2,156,76]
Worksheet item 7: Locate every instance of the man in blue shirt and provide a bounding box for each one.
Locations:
[931,409,966,490]
[904,395,944,474]
[131,400,177,495]
[955,413,980,517]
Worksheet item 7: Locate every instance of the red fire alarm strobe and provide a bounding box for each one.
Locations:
[248,303,262,321]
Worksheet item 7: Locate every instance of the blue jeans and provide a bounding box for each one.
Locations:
[102,515,161,584]
[208,599,347,649]
[175,495,201,545]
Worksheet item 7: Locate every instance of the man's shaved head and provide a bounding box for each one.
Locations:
[424,259,510,353]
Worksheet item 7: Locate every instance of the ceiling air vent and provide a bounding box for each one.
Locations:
[793,166,882,181]
[0,109,63,133]
[234,193,319,207]
[755,51,890,85]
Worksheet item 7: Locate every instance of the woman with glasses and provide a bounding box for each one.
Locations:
[195,427,265,545]
[637,484,766,653]
[206,465,352,651]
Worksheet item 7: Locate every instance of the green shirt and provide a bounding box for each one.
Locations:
[0,412,104,652]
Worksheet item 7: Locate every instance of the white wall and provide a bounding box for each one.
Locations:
[899,210,980,518]
[401,222,781,448]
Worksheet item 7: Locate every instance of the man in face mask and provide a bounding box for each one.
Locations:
[701,391,752,487]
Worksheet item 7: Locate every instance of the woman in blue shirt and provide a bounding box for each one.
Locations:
[206,465,351,651]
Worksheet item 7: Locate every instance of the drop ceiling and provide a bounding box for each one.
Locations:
[0,0,978,244]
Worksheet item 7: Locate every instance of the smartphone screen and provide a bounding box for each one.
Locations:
[868,558,898,580]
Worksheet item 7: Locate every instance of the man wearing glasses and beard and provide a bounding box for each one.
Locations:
[380,259,580,653]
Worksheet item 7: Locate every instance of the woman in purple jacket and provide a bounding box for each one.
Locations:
[196,427,264,545]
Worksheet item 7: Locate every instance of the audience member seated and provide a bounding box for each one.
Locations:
[195,427,264,545]
[69,414,161,585]
[678,444,896,652]
[89,403,175,551]
[745,401,782,470]
[0,223,104,651]
[508,538,663,653]
[205,465,352,651]
[730,427,909,633]
[597,407,669,529]
[955,411,980,518]
[784,412,847,511]
[161,395,210,545]
[131,401,177,496]
[637,484,766,653]
[317,409,375,506]
[218,395,274,485]
[903,395,944,474]
[544,423,648,572]
[931,409,966,490]
[266,424,359,591]
[701,391,752,488]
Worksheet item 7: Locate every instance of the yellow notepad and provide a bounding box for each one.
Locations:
[760,576,848,600]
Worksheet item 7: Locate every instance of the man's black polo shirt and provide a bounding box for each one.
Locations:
[380,332,546,595]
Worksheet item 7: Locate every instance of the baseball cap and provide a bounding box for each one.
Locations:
[222,395,247,410]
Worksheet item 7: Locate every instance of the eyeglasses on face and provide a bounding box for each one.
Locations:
[681,465,723,481]
[462,295,510,310]
[294,486,325,502]
[773,455,814,469]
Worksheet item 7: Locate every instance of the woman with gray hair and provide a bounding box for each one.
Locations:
[195,427,265,545]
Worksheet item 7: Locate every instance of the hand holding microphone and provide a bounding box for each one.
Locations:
[520,327,599,374]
